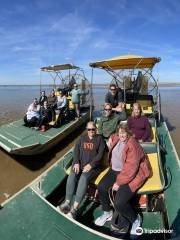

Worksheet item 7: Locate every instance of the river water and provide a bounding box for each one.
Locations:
[0,85,180,203]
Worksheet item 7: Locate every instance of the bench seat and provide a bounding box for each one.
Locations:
[92,152,164,194]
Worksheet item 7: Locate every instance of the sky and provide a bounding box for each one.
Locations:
[0,0,180,84]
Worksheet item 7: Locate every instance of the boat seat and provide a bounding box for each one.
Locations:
[125,103,131,110]
[141,106,153,114]
[151,127,156,143]
[67,96,74,111]
[92,150,165,194]
[63,142,164,195]
[49,107,70,126]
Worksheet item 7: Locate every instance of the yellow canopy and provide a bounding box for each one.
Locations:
[41,64,79,71]
[89,55,161,70]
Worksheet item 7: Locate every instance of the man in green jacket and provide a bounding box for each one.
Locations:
[98,103,127,139]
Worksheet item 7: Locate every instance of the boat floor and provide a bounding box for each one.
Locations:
[0,188,111,240]
[0,111,88,153]
[77,199,164,240]
[0,187,164,240]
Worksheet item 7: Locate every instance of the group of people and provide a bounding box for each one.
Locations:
[57,83,153,237]
[24,84,83,130]
[98,83,152,142]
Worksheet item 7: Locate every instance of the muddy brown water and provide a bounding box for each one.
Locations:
[0,86,180,204]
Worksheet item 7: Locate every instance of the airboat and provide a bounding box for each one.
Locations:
[0,56,179,240]
[0,64,91,155]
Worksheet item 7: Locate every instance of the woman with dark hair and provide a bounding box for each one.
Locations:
[128,103,151,142]
[95,123,151,236]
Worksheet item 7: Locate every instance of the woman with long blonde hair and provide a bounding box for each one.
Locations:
[127,103,151,142]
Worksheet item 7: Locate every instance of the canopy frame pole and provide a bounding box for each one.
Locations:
[103,62,124,84]
[90,67,94,120]
[49,72,58,89]
[148,71,159,116]
[104,69,124,85]
[74,68,80,79]
[55,71,64,86]
[40,69,42,96]
[68,69,70,84]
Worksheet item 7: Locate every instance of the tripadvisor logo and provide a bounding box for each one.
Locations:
[135,227,143,235]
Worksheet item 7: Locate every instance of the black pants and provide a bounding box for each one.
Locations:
[38,116,51,127]
[98,168,136,224]
[24,116,39,127]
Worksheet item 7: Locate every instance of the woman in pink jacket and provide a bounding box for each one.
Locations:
[95,123,151,236]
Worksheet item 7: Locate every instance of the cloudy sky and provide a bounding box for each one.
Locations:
[0,0,180,84]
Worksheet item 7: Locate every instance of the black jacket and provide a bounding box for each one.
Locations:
[72,134,105,169]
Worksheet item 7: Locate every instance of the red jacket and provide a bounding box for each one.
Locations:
[109,134,152,192]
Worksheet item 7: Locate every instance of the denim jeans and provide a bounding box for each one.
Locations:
[66,169,100,204]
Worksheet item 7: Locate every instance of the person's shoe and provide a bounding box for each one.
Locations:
[59,201,71,214]
[40,125,46,132]
[94,211,113,226]
[130,214,142,237]
[67,208,78,219]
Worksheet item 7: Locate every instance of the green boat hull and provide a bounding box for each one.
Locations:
[0,121,179,239]
[0,110,89,155]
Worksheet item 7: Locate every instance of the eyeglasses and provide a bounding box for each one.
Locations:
[87,128,96,131]
[104,109,112,111]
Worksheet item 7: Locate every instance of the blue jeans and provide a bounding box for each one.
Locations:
[66,169,100,204]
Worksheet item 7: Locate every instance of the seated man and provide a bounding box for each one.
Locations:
[38,101,53,130]
[58,121,105,219]
[105,84,124,113]
[47,89,57,108]
[127,103,152,142]
[24,98,40,128]
[47,90,57,121]
[98,103,127,139]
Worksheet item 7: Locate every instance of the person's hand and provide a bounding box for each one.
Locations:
[83,164,92,173]
[112,182,119,191]
[73,164,80,174]
[107,137,113,148]
[120,102,125,108]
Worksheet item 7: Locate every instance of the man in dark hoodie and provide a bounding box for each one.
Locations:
[98,103,127,139]
[58,121,105,219]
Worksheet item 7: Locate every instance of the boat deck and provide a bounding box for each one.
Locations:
[0,121,179,239]
[0,188,106,240]
[0,187,164,240]
[0,110,89,155]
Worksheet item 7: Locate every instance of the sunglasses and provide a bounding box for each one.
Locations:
[110,88,116,91]
[87,128,96,131]
[104,109,112,111]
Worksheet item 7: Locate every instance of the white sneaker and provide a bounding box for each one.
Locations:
[94,211,113,226]
[130,214,142,236]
